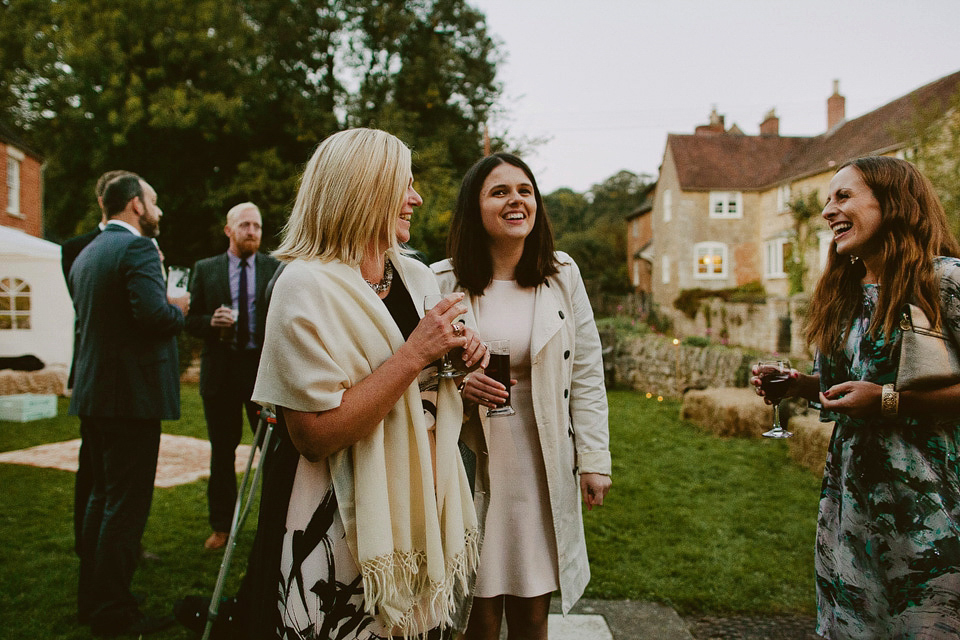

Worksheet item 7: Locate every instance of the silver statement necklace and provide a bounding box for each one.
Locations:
[365,258,394,294]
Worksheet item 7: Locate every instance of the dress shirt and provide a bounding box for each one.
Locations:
[227,251,257,350]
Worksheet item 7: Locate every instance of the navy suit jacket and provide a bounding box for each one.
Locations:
[185,251,280,396]
[62,226,101,389]
[61,227,101,282]
[68,224,184,420]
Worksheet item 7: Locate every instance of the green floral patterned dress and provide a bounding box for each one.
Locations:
[814,257,960,639]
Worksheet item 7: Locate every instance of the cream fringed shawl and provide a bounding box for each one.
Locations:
[251,251,479,635]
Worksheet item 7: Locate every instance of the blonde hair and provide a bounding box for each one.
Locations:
[274,128,411,266]
[226,201,260,226]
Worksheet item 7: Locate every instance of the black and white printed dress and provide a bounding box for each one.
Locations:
[247,274,440,640]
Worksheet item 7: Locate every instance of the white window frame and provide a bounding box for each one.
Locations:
[661,255,670,284]
[0,277,31,330]
[764,237,793,279]
[663,189,672,222]
[708,191,742,219]
[6,147,24,216]
[632,260,640,286]
[776,184,791,213]
[631,219,640,238]
[693,242,728,279]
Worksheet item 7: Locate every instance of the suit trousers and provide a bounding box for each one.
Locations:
[74,418,93,556]
[202,349,260,532]
[78,416,161,623]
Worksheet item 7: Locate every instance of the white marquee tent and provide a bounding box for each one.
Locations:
[0,225,73,367]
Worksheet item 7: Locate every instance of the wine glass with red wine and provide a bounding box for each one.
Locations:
[757,359,793,438]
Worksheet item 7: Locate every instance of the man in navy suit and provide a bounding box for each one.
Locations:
[186,202,279,550]
[69,174,190,637]
[61,169,136,558]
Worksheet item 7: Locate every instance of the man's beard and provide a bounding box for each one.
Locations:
[237,238,260,257]
[141,217,160,238]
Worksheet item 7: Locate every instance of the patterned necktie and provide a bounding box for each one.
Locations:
[237,259,250,349]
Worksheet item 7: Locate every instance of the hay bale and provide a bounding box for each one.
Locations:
[787,414,833,477]
[0,365,68,396]
[681,387,771,438]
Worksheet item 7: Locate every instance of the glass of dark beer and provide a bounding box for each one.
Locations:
[485,340,516,417]
[218,303,239,343]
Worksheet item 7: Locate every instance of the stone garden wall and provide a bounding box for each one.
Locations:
[603,332,749,397]
[600,330,831,476]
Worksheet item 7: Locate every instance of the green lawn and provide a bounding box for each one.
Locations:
[0,386,820,638]
[585,391,820,614]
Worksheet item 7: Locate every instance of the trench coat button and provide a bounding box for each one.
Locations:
[558,310,565,319]
[568,426,574,438]
[564,389,569,398]
[564,350,570,359]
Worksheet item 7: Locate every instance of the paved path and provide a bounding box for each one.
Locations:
[0,435,257,487]
[552,599,693,640]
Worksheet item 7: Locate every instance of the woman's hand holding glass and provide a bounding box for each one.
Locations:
[459,370,514,409]
[414,293,488,372]
[750,362,800,404]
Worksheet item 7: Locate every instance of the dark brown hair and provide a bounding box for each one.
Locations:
[101,175,144,218]
[806,156,960,354]
[447,153,558,295]
[95,170,136,199]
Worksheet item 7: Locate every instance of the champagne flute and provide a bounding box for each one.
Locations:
[485,340,516,417]
[757,359,793,438]
[424,294,461,378]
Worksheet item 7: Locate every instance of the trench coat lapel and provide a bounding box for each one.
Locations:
[530,281,563,361]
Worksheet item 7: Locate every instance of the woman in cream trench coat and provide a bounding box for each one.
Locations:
[431,152,611,639]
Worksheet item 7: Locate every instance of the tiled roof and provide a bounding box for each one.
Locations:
[668,69,960,191]
[668,134,807,190]
[779,70,960,181]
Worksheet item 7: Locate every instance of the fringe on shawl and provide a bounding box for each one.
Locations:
[360,526,480,638]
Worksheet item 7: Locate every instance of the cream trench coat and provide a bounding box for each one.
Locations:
[431,251,611,614]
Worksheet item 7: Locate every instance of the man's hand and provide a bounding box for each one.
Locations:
[210,305,236,328]
[169,292,190,316]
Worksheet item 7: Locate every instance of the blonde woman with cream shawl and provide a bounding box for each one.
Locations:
[249,129,487,639]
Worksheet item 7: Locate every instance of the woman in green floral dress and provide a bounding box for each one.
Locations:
[753,156,960,639]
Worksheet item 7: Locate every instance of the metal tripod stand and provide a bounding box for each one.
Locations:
[200,405,276,640]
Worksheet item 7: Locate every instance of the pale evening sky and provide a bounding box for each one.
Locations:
[469,0,960,194]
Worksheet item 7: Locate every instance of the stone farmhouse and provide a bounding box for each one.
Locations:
[648,70,960,353]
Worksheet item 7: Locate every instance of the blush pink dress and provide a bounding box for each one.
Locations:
[474,279,560,598]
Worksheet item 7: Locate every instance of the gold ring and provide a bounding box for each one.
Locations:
[451,323,463,336]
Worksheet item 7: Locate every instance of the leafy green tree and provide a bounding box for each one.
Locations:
[1,0,500,267]
[899,86,960,237]
[785,190,822,295]
[544,188,589,238]
[548,170,654,294]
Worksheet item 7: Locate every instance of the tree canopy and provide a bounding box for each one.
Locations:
[546,170,654,294]
[0,0,501,266]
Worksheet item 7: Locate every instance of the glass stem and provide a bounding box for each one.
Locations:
[772,402,781,429]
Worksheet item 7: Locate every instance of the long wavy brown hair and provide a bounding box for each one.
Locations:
[806,156,960,355]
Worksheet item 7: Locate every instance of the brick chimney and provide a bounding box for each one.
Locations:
[827,79,845,130]
[759,108,779,136]
[695,106,726,135]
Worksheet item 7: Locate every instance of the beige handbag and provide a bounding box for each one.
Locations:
[895,302,960,391]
